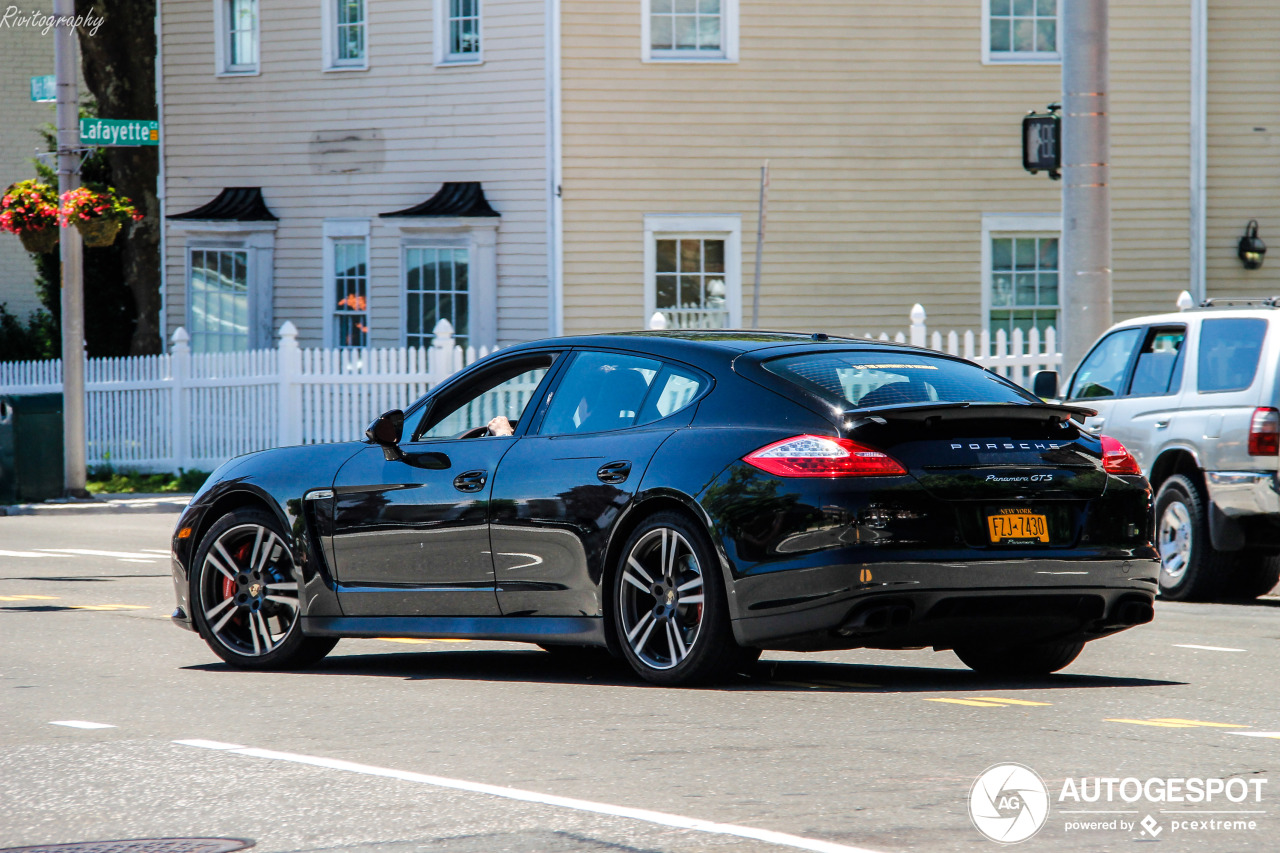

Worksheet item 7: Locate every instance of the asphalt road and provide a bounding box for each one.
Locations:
[2,511,1278,853]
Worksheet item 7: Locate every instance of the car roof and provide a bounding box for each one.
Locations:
[1108,305,1280,331]
[495,329,951,362]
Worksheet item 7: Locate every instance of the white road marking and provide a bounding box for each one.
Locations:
[1230,732,1280,740]
[37,548,165,560]
[1174,644,1247,652]
[0,550,54,558]
[140,549,171,555]
[118,559,159,564]
[50,720,116,729]
[175,740,886,853]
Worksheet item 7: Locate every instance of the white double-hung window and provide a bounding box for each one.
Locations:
[982,214,1061,339]
[216,0,259,74]
[324,0,367,70]
[984,0,1060,63]
[643,0,738,62]
[435,0,482,65]
[644,214,741,330]
[323,220,371,348]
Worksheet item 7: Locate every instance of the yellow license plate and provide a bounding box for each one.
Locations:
[987,511,1049,544]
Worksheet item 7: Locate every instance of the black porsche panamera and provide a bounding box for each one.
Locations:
[170,330,1159,685]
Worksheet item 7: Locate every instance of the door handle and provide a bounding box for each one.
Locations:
[597,460,632,484]
[1155,419,1171,429]
[1084,417,1105,435]
[453,470,487,493]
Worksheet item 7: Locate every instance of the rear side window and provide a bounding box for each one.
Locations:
[1128,328,1186,397]
[762,352,1036,409]
[1198,318,1268,393]
[540,351,660,435]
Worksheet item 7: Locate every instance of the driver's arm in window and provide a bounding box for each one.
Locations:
[487,416,514,436]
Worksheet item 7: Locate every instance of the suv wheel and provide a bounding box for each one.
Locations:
[1155,474,1229,601]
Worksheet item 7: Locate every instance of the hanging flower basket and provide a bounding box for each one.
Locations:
[59,185,143,248]
[1,179,60,253]
[17,226,59,254]
[76,217,123,248]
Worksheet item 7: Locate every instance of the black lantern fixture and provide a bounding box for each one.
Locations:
[1238,220,1267,270]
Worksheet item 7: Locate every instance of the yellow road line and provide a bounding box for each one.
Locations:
[1150,718,1250,728]
[0,595,59,601]
[924,698,1010,707]
[970,697,1052,706]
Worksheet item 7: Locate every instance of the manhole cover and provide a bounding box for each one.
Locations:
[0,840,253,853]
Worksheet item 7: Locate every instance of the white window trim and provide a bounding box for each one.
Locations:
[383,218,498,348]
[213,0,261,77]
[980,212,1062,334]
[434,0,484,67]
[643,213,742,329]
[171,220,277,350]
[321,0,370,72]
[641,0,739,63]
[322,219,371,348]
[981,0,1061,65]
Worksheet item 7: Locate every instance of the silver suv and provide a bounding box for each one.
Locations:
[1036,299,1280,600]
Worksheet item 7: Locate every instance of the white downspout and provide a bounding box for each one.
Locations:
[1190,0,1207,303]
[545,0,564,336]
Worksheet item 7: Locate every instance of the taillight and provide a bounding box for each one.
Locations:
[1249,407,1280,456]
[1100,435,1141,475]
[744,435,907,478]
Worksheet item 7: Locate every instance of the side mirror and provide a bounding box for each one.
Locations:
[366,409,405,461]
[1032,370,1060,400]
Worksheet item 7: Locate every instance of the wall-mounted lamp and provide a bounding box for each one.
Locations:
[1238,220,1267,270]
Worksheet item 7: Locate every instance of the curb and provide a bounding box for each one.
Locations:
[0,492,193,517]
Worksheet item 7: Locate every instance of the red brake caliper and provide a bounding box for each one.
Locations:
[221,542,252,601]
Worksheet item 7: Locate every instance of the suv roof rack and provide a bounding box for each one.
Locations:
[1198,297,1280,308]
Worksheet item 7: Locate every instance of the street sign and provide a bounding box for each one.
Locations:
[30,75,56,102]
[79,118,159,147]
[1022,109,1061,179]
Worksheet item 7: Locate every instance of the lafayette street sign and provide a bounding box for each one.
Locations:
[79,118,159,146]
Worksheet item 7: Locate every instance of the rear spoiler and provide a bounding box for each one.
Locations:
[844,401,1098,427]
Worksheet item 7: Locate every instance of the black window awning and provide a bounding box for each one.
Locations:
[379,181,499,218]
[168,187,278,221]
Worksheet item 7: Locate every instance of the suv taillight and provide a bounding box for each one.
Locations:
[744,435,907,478]
[1100,436,1142,475]
[1248,407,1280,456]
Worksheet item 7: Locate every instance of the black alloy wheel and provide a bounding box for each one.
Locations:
[612,512,750,686]
[190,508,337,669]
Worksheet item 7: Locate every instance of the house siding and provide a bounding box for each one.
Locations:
[161,0,548,348]
[0,1,54,321]
[560,0,1192,341]
[1204,0,1280,297]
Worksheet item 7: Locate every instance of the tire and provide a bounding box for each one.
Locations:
[1155,474,1232,601]
[190,508,338,669]
[1226,553,1280,600]
[610,512,746,686]
[954,639,1085,676]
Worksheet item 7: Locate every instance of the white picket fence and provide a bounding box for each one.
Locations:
[0,319,491,473]
[855,304,1061,389]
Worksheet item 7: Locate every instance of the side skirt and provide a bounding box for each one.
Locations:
[301,615,606,646]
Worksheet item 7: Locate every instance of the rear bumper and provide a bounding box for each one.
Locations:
[1206,471,1280,517]
[730,558,1158,651]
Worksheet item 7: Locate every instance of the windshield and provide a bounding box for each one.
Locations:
[763,351,1039,408]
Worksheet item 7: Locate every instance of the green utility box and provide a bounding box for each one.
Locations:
[0,394,64,504]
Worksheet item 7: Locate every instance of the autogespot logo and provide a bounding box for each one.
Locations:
[970,763,1051,844]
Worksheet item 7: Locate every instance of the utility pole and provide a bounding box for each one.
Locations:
[54,0,88,498]
[750,161,769,329]
[1059,0,1112,374]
